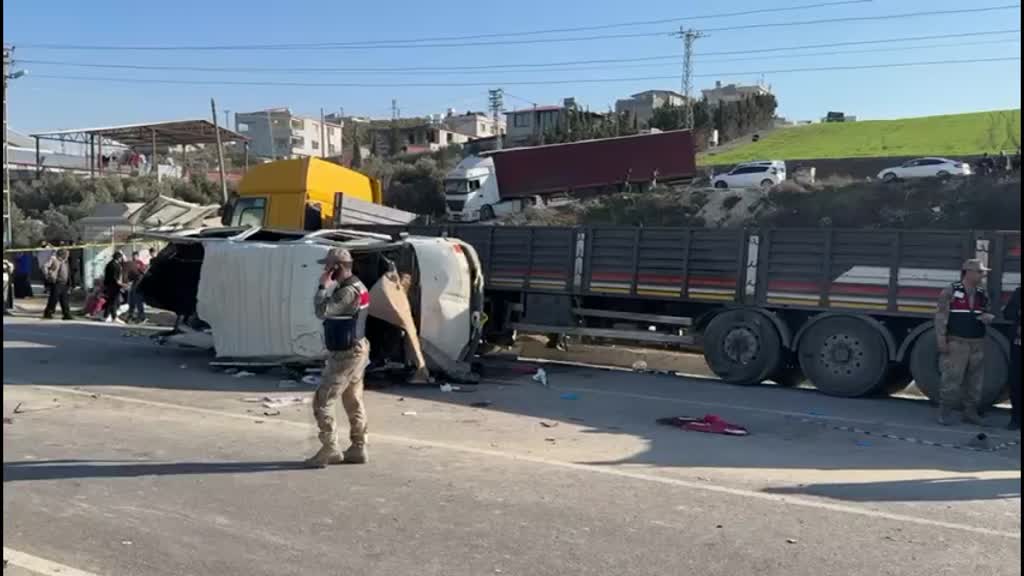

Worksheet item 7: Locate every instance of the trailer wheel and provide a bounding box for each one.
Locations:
[798,317,889,397]
[703,309,783,385]
[908,329,1008,409]
[480,205,496,221]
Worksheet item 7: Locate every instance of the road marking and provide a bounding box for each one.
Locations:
[3,547,103,576]
[485,378,977,438]
[27,384,1022,540]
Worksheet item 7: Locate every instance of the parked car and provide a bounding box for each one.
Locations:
[713,160,787,189]
[877,157,971,182]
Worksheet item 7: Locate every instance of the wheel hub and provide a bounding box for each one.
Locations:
[723,327,759,365]
[820,333,865,376]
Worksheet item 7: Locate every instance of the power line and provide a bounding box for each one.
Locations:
[12,5,1020,52]
[25,57,1021,89]
[14,1,870,51]
[17,29,1022,75]
[701,4,1020,33]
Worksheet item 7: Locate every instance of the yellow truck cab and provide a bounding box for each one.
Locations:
[224,157,383,231]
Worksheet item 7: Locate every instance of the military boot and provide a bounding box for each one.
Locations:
[963,407,986,426]
[303,446,344,468]
[343,444,368,465]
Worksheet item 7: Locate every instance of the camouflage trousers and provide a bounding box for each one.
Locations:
[314,339,370,450]
[939,337,985,412]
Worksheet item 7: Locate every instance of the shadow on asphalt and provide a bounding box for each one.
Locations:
[764,477,1022,502]
[5,318,1022,481]
[3,460,307,483]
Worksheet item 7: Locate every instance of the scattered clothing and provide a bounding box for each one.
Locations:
[657,414,749,436]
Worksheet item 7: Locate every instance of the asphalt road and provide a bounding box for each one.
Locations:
[3,315,1021,576]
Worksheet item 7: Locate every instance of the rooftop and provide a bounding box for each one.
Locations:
[32,119,247,148]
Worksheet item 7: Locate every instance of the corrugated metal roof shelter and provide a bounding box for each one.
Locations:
[28,119,248,177]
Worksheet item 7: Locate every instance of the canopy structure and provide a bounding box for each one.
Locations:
[29,119,248,176]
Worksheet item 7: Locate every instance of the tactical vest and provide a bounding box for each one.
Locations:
[323,277,370,352]
[947,281,989,340]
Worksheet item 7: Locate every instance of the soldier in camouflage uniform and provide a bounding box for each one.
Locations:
[934,259,995,426]
[305,248,371,468]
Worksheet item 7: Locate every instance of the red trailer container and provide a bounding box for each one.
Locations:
[485,130,697,199]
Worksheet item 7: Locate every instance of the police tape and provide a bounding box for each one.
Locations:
[4,242,153,254]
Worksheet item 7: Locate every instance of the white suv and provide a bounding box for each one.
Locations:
[713,161,787,189]
[877,157,971,182]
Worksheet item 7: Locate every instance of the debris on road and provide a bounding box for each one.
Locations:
[545,437,557,443]
[786,538,799,545]
[657,414,749,437]
[263,410,281,417]
[241,395,309,409]
[532,368,549,388]
[402,411,418,416]
[12,401,62,415]
[470,401,493,408]
[440,383,462,393]
[632,360,649,373]
[540,421,559,428]
[966,433,992,451]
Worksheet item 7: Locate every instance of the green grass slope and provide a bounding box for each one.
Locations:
[700,109,1021,166]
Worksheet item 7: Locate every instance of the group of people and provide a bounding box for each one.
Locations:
[935,258,1021,430]
[35,247,153,324]
[975,149,1021,176]
[83,249,151,324]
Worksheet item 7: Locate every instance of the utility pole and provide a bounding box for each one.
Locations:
[4,45,25,249]
[3,45,12,248]
[488,88,504,150]
[391,98,400,120]
[223,109,231,131]
[266,109,277,160]
[320,107,327,159]
[679,27,706,131]
[210,98,229,204]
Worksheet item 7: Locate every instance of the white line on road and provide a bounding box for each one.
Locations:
[27,384,1022,540]
[3,547,103,576]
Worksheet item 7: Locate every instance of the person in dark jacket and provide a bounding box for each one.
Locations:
[102,251,126,323]
[1004,287,1021,431]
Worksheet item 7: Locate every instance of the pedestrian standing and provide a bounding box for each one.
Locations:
[3,258,12,314]
[102,251,126,324]
[934,259,996,425]
[125,251,148,323]
[1004,286,1021,431]
[305,248,371,468]
[42,249,73,321]
[37,242,53,296]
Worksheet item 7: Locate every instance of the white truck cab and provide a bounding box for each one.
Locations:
[444,156,502,222]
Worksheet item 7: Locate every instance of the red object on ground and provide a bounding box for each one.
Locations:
[657,414,749,436]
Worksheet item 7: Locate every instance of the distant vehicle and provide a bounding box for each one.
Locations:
[444,130,697,222]
[878,157,971,182]
[712,160,787,189]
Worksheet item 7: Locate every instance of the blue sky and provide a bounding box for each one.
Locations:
[4,0,1021,132]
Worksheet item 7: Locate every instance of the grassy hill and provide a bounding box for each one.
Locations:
[700,109,1021,166]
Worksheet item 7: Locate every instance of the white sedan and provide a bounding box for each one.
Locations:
[878,158,971,182]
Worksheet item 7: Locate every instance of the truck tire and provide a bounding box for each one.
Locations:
[909,329,1008,409]
[703,309,783,386]
[480,205,496,221]
[797,316,889,397]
